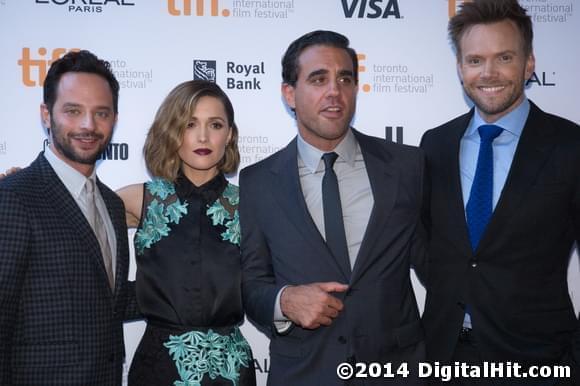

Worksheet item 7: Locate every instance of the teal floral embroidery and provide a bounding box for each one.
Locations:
[222,210,240,246]
[147,178,175,200]
[164,327,251,386]
[206,202,230,226]
[222,184,239,206]
[134,179,188,254]
[206,183,240,246]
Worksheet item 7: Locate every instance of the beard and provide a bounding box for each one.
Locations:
[50,116,111,165]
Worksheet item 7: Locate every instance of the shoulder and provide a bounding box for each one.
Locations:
[355,129,424,164]
[116,183,144,204]
[0,155,45,195]
[240,140,294,180]
[421,111,471,145]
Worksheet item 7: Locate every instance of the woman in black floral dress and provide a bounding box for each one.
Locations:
[117,80,256,386]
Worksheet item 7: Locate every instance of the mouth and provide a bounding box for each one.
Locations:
[477,85,506,94]
[194,148,212,155]
[70,134,103,147]
[320,105,343,118]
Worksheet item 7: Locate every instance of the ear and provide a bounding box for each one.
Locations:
[456,58,464,84]
[281,83,296,110]
[524,52,536,80]
[40,103,50,128]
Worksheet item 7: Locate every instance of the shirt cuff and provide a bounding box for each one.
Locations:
[274,285,293,333]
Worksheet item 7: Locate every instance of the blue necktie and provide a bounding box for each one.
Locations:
[466,124,503,250]
[322,152,351,273]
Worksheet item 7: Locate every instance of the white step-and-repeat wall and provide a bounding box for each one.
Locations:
[1,1,578,384]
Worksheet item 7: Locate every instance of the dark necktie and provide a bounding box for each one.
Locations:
[465,124,503,250]
[322,152,351,272]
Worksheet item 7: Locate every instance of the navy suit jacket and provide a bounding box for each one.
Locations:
[420,101,580,381]
[0,153,138,385]
[240,129,427,385]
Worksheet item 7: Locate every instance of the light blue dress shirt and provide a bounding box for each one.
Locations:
[460,98,530,329]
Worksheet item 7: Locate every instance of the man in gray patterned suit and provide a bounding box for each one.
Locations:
[0,50,138,385]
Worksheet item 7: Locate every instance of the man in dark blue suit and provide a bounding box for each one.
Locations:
[0,50,138,385]
[420,1,580,384]
[240,30,426,385]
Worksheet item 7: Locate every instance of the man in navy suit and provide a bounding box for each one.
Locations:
[0,50,138,385]
[420,1,580,384]
[240,30,426,385]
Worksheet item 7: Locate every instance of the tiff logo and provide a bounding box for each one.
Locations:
[168,0,230,16]
[18,47,79,87]
[385,126,404,144]
[448,0,472,18]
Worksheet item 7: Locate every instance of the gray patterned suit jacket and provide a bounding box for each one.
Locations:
[0,153,139,385]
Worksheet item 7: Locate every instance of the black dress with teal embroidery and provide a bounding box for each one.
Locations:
[128,173,256,386]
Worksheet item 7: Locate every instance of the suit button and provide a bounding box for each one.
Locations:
[470,259,478,268]
[338,336,347,344]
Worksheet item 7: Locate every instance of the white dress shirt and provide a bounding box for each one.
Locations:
[44,147,117,278]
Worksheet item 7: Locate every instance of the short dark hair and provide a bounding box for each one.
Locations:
[449,0,533,58]
[281,30,359,86]
[43,50,120,114]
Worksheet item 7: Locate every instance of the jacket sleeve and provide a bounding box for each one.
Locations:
[0,189,30,384]
[239,168,283,336]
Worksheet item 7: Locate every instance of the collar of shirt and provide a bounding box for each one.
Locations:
[296,128,358,174]
[44,146,97,199]
[465,97,530,141]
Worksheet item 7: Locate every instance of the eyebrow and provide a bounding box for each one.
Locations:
[306,68,354,80]
[61,102,113,111]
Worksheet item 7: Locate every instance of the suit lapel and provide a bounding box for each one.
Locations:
[478,102,557,251]
[39,155,114,295]
[350,131,399,282]
[442,113,475,258]
[269,139,351,281]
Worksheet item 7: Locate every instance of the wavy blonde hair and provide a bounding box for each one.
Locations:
[143,80,240,181]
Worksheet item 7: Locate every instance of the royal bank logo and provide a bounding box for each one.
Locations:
[193,60,217,82]
[341,0,401,19]
[18,47,79,87]
[192,59,266,90]
[168,0,230,16]
[35,0,135,13]
[448,0,472,18]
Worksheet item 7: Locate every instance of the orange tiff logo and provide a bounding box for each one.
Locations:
[448,0,472,18]
[18,47,79,87]
[168,0,230,16]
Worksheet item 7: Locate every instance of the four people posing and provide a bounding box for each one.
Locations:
[1,0,578,385]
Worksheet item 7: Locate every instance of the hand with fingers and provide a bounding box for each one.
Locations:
[280,281,348,329]
[0,167,21,179]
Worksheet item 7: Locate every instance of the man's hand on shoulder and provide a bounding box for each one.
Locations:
[280,282,348,329]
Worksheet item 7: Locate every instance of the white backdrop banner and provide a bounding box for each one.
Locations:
[0,1,578,384]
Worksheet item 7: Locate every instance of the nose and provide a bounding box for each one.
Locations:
[197,126,208,143]
[326,79,340,97]
[81,113,96,131]
[481,60,498,79]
